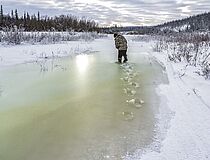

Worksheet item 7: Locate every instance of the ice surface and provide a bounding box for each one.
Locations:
[1,35,208,160]
[0,36,167,160]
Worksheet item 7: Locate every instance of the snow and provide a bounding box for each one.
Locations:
[135,43,210,160]
[0,35,210,159]
[159,24,190,32]
[0,41,97,68]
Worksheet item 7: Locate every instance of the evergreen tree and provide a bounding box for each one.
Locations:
[23,12,26,28]
[38,11,40,21]
[15,9,18,20]
[0,5,3,26]
[11,10,14,18]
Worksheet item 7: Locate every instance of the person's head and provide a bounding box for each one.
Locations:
[114,33,118,38]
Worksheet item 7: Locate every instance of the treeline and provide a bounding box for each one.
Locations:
[100,25,159,35]
[155,12,210,33]
[101,12,210,34]
[0,5,99,32]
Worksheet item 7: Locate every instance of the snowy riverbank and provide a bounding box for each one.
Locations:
[0,32,107,67]
[132,42,210,160]
[0,40,100,68]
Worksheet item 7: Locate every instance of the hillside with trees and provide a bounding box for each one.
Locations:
[155,12,210,33]
[100,12,210,34]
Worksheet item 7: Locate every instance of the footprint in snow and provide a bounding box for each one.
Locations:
[122,111,134,121]
[120,64,133,71]
[129,82,140,88]
[126,72,137,78]
[123,88,136,95]
[126,98,145,108]
[120,76,133,82]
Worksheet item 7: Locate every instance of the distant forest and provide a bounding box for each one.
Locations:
[101,12,210,34]
[156,12,210,32]
[0,5,99,32]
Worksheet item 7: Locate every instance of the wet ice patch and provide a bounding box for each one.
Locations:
[125,72,138,77]
[120,63,144,109]
[123,68,133,74]
[120,63,134,73]
[123,67,133,71]
[120,76,132,82]
[129,82,140,88]
[120,63,133,68]
[122,111,134,121]
[126,98,145,108]
[123,88,136,96]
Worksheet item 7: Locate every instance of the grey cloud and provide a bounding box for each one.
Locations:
[1,0,210,26]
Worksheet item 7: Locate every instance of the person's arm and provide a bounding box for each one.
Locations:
[115,37,120,49]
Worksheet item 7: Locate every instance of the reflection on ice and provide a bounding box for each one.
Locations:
[76,55,89,73]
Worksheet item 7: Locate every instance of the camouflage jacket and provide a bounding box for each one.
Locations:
[114,35,128,50]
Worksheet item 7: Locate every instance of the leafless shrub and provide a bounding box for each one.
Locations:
[153,39,165,52]
[1,26,23,44]
[0,29,107,45]
[132,35,158,42]
[202,61,210,79]
[153,32,210,78]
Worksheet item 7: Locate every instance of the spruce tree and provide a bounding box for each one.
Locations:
[15,9,18,20]
[23,12,26,28]
[11,10,14,18]
[26,12,30,20]
[0,5,3,26]
[38,11,40,21]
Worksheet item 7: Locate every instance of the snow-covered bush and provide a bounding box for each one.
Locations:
[202,61,210,79]
[0,30,107,45]
[132,35,159,42]
[1,26,23,44]
[153,38,168,52]
[153,33,210,78]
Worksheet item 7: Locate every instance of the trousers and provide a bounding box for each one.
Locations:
[118,50,128,63]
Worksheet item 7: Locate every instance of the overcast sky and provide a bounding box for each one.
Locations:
[1,0,210,26]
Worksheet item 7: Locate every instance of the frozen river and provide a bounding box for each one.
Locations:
[0,40,167,160]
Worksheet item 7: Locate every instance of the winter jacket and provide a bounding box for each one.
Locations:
[114,35,128,51]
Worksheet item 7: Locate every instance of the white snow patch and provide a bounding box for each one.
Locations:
[0,40,100,68]
[138,47,210,160]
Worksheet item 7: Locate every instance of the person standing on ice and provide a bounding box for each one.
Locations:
[114,33,128,63]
